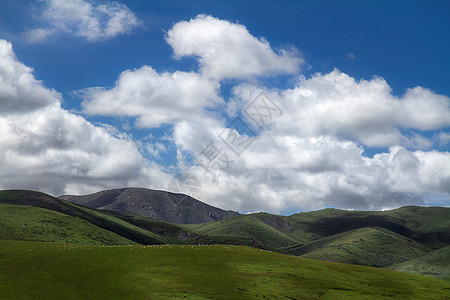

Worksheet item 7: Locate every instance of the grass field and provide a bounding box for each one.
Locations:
[0,240,449,299]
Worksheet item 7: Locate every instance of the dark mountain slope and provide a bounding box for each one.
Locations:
[60,188,239,224]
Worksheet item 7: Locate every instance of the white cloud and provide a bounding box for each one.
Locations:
[176,131,449,212]
[22,28,55,44]
[0,40,59,113]
[232,69,450,149]
[0,40,168,195]
[398,87,450,130]
[166,14,302,80]
[145,142,167,159]
[435,131,450,146]
[168,69,450,212]
[75,15,450,212]
[79,66,224,128]
[24,0,141,43]
[6,10,450,213]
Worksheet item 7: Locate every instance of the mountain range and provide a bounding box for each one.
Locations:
[1,188,449,281]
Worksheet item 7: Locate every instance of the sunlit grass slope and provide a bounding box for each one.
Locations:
[0,190,171,245]
[0,240,449,299]
[0,204,136,245]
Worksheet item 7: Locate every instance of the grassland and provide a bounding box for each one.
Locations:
[1,240,449,299]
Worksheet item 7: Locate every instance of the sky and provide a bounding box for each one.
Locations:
[0,0,449,214]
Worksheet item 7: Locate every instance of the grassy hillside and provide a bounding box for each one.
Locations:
[381,206,450,249]
[288,207,450,249]
[105,210,275,250]
[0,204,136,245]
[0,190,275,250]
[187,213,301,249]
[1,189,449,280]
[387,246,450,281]
[0,190,172,245]
[191,207,450,250]
[286,227,430,267]
[1,240,449,299]
[188,206,450,271]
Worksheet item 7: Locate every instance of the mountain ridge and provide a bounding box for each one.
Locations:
[59,187,239,224]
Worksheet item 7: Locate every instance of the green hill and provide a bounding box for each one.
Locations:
[187,213,301,249]
[191,207,450,251]
[105,209,275,250]
[188,206,450,270]
[0,190,173,245]
[0,204,135,245]
[1,240,449,299]
[380,206,450,249]
[0,190,273,249]
[387,246,450,281]
[286,227,430,267]
[288,206,450,249]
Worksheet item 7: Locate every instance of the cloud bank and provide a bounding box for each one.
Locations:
[0,40,167,195]
[2,14,449,213]
[77,16,450,212]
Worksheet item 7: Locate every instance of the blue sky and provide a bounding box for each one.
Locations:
[0,0,449,213]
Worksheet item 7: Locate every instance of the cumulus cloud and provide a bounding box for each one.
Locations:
[24,0,141,43]
[0,40,59,113]
[79,66,223,128]
[0,40,167,195]
[73,15,450,212]
[232,69,450,149]
[176,131,449,212]
[168,70,450,212]
[166,14,302,80]
[5,12,450,212]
